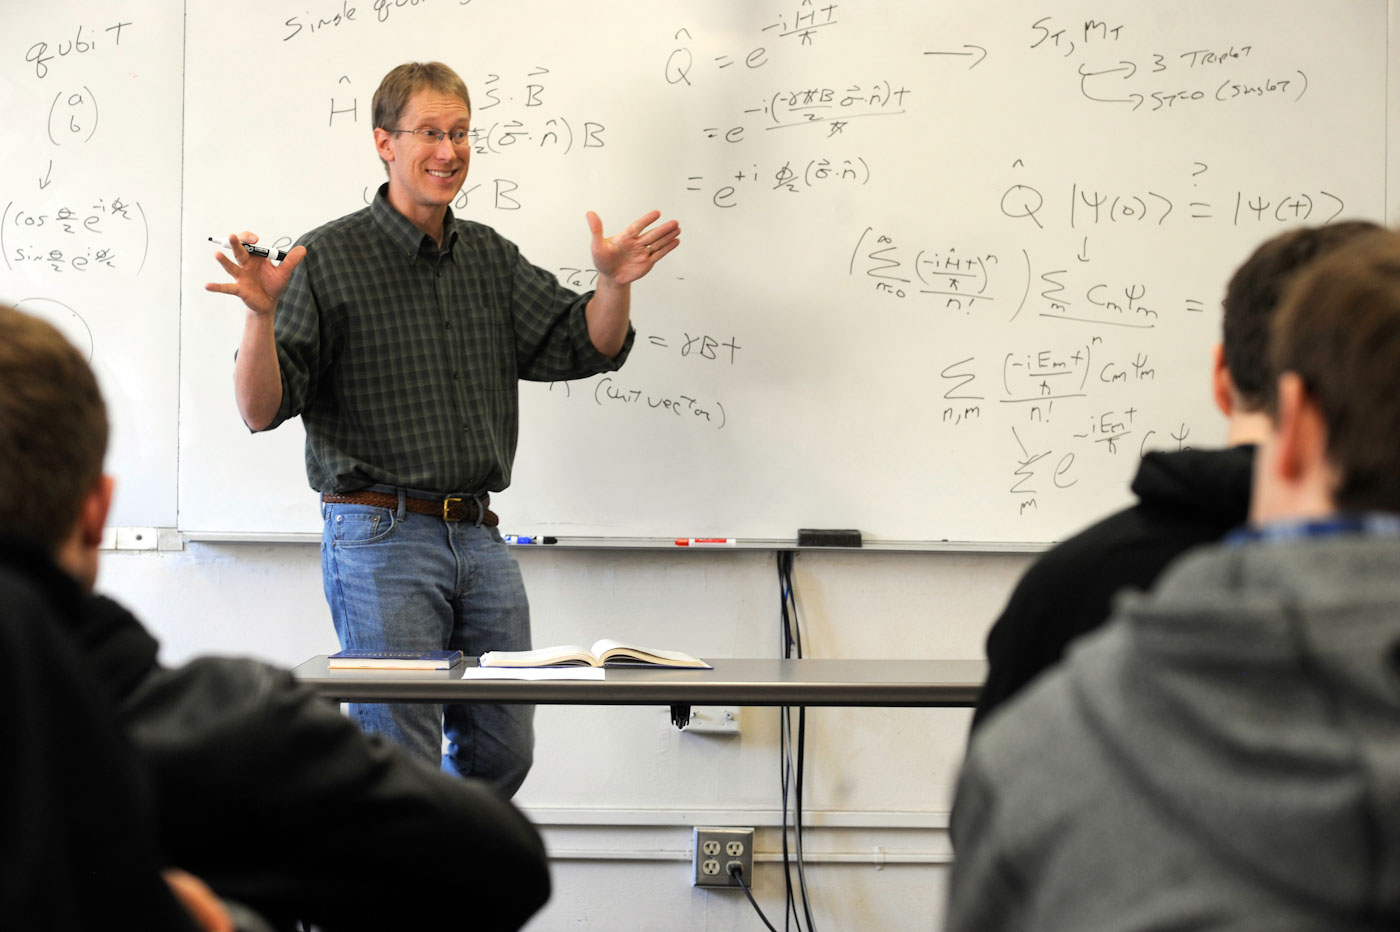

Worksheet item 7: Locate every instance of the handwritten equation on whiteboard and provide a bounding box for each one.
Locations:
[9,19,152,280]
[5,7,185,527]
[1027,17,1307,112]
[518,6,1358,526]
[846,219,1200,516]
[7,17,158,368]
[165,0,1386,538]
[3,196,149,276]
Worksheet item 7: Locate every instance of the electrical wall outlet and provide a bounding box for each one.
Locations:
[692,826,754,888]
[681,706,740,734]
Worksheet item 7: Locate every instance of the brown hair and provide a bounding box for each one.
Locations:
[372,61,471,130]
[1267,228,1400,512]
[0,305,109,551]
[1221,220,1382,411]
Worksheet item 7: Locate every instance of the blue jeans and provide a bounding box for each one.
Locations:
[321,490,534,796]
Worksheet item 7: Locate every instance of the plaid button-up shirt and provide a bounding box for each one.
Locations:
[267,184,633,495]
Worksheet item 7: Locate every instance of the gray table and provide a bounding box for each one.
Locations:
[291,657,985,717]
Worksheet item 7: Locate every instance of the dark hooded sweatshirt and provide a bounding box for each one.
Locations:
[0,539,200,931]
[973,445,1255,731]
[0,535,551,932]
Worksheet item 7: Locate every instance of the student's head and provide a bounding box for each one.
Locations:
[1217,221,1382,418]
[0,304,113,587]
[372,62,472,180]
[1251,228,1400,521]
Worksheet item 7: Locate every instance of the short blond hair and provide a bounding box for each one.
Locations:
[372,61,471,129]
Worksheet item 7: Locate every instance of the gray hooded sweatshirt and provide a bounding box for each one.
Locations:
[948,532,1400,931]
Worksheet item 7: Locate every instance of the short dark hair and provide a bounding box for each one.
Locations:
[1267,228,1400,512]
[1221,220,1382,411]
[0,305,109,551]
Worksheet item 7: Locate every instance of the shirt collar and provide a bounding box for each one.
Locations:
[1227,512,1400,546]
[368,182,458,262]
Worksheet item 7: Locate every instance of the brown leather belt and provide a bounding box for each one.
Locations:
[321,490,499,527]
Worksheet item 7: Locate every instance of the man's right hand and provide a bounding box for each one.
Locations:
[205,231,307,317]
[208,231,301,430]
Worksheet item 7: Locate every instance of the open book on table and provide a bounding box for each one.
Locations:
[478,639,712,669]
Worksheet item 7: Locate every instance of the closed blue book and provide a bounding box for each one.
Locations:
[327,649,463,670]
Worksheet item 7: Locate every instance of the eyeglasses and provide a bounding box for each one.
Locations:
[387,128,471,147]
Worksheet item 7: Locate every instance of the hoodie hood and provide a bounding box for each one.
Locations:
[1070,532,1400,917]
[0,534,161,702]
[1130,445,1255,524]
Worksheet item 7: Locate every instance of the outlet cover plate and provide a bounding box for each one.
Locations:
[681,706,740,734]
[693,826,754,888]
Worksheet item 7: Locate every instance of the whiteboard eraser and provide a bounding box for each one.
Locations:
[797,529,862,547]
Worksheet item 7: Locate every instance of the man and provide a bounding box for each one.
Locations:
[972,220,1380,730]
[207,61,680,790]
[0,304,550,931]
[947,227,1400,930]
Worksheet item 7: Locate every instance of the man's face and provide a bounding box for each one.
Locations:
[377,87,471,219]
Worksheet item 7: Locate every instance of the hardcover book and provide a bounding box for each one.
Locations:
[327,649,464,670]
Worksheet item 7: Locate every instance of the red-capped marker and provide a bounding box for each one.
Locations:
[675,538,737,546]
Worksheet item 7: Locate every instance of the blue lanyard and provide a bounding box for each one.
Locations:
[1227,512,1400,546]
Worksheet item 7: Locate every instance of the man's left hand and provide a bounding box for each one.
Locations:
[588,210,681,285]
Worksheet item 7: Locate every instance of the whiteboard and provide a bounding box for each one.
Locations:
[6,2,1391,542]
[1,5,183,527]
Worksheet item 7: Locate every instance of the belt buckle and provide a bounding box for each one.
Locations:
[442,496,463,522]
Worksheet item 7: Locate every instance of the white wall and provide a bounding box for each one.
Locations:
[97,542,1032,931]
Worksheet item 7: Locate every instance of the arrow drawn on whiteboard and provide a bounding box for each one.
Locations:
[1081,59,1137,80]
[924,45,988,69]
[39,160,53,190]
[1077,236,1089,263]
[1077,62,1144,110]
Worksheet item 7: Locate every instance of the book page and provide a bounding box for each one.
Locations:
[463,667,605,681]
[479,645,596,667]
[590,639,710,668]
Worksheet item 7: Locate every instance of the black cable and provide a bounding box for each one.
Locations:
[778,553,806,931]
[731,863,779,932]
[794,706,817,932]
[778,553,803,932]
[778,551,803,660]
[776,551,818,931]
[780,705,803,932]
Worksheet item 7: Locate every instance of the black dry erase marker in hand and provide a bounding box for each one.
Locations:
[208,236,289,262]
